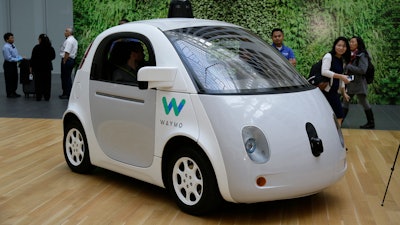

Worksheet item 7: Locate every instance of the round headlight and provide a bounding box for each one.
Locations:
[245,138,257,153]
[242,126,270,164]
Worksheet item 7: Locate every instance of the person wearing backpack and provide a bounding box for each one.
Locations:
[342,36,375,129]
[321,37,352,126]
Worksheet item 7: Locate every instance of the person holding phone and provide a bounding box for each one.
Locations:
[321,37,351,126]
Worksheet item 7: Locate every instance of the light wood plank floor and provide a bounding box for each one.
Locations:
[1,118,399,225]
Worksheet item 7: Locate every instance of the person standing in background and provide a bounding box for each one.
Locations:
[342,36,375,129]
[2,32,23,98]
[271,28,296,67]
[59,27,78,99]
[30,34,56,101]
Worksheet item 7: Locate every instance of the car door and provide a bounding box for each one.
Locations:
[88,32,157,168]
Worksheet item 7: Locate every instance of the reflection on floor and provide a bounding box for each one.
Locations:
[0,73,68,119]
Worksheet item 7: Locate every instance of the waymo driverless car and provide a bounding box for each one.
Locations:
[62,18,347,215]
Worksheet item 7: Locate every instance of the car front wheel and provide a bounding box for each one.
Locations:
[166,145,222,215]
[63,121,94,173]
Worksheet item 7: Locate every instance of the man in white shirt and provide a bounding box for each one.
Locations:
[59,27,78,99]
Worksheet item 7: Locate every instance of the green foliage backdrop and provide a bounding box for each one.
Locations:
[73,0,400,104]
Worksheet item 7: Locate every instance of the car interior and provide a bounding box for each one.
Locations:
[90,33,155,87]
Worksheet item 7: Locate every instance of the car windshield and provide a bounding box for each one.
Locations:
[165,26,311,94]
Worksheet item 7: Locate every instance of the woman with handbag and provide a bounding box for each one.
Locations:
[321,36,352,126]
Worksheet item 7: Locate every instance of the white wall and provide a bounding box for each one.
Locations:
[0,0,73,73]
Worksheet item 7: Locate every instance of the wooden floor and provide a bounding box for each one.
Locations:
[0,118,399,225]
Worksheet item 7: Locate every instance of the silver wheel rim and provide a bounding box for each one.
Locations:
[65,128,85,166]
[172,157,203,206]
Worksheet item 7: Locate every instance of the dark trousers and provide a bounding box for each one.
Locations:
[3,61,18,96]
[60,58,74,96]
[322,89,344,119]
[34,70,52,100]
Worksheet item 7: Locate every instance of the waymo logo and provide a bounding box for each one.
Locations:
[162,97,186,116]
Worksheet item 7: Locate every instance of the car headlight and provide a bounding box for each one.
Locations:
[245,138,257,153]
[242,126,270,164]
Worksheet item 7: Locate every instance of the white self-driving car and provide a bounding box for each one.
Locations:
[63,18,347,215]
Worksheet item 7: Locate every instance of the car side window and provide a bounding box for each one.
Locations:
[90,33,155,85]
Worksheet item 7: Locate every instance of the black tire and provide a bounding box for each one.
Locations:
[165,145,222,215]
[63,120,94,173]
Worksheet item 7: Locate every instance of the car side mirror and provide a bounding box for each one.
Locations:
[137,67,177,89]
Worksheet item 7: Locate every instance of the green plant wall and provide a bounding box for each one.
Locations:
[73,0,170,56]
[73,0,400,104]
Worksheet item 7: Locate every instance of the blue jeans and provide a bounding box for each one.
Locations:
[60,58,75,96]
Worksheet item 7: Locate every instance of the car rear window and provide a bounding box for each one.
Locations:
[165,26,311,94]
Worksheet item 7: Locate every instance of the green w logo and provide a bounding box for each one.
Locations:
[162,97,186,116]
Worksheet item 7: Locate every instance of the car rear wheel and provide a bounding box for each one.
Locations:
[63,121,94,173]
[166,145,222,215]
